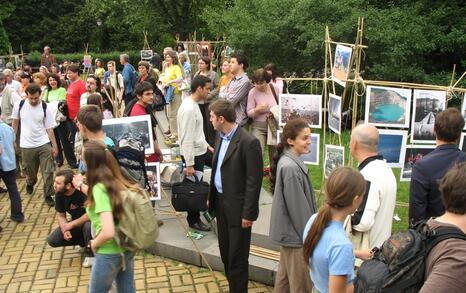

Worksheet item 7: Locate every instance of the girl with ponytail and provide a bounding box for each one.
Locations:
[269,118,317,292]
[303,167,366,293]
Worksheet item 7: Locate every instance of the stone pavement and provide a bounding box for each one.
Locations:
[0,176,273,292]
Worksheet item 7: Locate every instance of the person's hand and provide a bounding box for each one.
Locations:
[355,249,373,261]
[207,146,214,153]
[63,222,73,232]
[241,219,253,229]
[52,145,58,158]
[72,174,84,189]
[185,166,195,177]
[89,240,97,254]
[63,231,72,241]
[255,103,269,114]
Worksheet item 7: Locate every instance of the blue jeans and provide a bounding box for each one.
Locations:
[0,169,24,221]
[89,251,135,293]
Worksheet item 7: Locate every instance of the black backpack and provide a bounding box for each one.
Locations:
[354,221,466,292]
[114,137,149,190]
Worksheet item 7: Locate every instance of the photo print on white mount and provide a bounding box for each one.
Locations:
[328,94,342,134]
[332,44,353,87]
[411,89,446,144]
[279,94,322,128]
[400,145,435,182]
[276,130,320,165]
[462,94,466,130]
[377,129,408,168]
[324,144,345,178]
[365,86,412,128]
[460,133,466,153]
[146,162,162,200]
[102,114,154,155]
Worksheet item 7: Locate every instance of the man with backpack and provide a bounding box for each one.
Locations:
[11,84,58,207]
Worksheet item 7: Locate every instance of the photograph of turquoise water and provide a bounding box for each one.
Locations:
[372,104,405,121]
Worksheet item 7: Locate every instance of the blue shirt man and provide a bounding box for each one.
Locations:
[214,124,238,193]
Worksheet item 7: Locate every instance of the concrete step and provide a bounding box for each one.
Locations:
[148,187,279,286]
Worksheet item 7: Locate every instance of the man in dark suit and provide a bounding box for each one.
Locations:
[409,107,466,225]
[208,99,263,293]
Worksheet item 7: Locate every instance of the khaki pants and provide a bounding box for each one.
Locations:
[273,246,313,293]
[21,143,55,198]
[251,121,276,162]
[167,92,182,138]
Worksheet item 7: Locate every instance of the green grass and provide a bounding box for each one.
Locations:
[264,129,410,233]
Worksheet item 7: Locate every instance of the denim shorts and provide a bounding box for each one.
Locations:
[89,251,135,293]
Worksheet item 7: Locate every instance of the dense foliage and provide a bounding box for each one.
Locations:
[1,0,465,85]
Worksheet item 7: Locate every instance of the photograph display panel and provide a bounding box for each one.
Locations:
[332,45,353,87]
[378,129,408,168]
[400,145,435,182]
[460,133,466,153]
[328,94,342,134]
[462,95,466,130]
[102,115,154,154]
[365,86,412,128]
[411,90,446,144]
[279,94,322,128]
[276,131,320,165]
[147,162,162,200]
[324,145,345,178]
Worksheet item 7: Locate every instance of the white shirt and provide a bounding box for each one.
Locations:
[177,96,209,166]
[11,100,54,148]
[7,80,21,95]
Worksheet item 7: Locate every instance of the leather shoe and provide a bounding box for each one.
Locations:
[45,196,55,207]
[189,221,211,232]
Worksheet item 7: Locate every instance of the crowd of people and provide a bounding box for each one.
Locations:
[0,44,465,293]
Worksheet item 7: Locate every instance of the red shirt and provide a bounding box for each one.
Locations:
[66,79,86,119]
[130,102,159,162]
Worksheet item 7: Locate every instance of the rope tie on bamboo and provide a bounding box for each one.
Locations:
[353,74,367,97]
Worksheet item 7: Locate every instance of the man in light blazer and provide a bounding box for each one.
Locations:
[208,99,263,293]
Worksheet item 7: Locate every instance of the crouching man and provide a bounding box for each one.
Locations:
[47,169,94,267]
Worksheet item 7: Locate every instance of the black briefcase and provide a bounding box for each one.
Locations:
[171,178,209,212]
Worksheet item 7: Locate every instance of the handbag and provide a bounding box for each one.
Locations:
[266,84,279,143]
[171,177,209,212]
[344,215,370,267]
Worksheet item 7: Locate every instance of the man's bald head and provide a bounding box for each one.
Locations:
[352,124,379,153]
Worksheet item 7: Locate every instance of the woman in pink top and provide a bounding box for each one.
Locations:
[247,68,279,161]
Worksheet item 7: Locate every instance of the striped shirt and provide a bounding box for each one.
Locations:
[219,72,252,125]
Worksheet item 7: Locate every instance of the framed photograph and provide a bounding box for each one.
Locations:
[146,162,162,200]
[378,129,408,168]
[324,145,345,178]
[140,50,154,61]
[279,94,322,128]
[400,145,435,182]
[328,94,342,134]
[276,130,320,165]
[332,44,353,87]
[102,115,154,154]
[83,55,92,69]
[411,90,446,143]
[462,95,466,130]
[365,86,412,128]
[460,133,466,153]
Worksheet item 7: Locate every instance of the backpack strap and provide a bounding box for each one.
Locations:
[19,100,47,119]
[427,226,466,252]
[269,83,279,105]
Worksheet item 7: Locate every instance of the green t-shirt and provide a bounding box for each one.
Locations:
[86,183,125,254]
[44,88,66,103]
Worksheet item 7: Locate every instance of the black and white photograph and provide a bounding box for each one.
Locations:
[279,94,322,128]
[147,162,162,200]
[400,145,435,182]
[140,49,154,61]
[324,145,345,177]
[102,115,154,154]
[332,44,353,87]
[460,133,466,153]
[328,94,342,134]
[378,129,408,168]
[411,89,446,143]
[365,85,412,128]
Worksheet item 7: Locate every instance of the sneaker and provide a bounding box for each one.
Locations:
[189,221,211,232]
[45,196,55,207]
[26,184,34,195]
[82,256,95,268]
[157,219,164,227]
[0,186,7,193]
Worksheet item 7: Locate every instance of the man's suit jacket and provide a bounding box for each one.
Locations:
[208,126,263,225]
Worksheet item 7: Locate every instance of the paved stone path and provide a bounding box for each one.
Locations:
[0,177,273,292]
